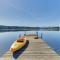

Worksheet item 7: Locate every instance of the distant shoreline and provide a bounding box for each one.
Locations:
[0,25,59,32]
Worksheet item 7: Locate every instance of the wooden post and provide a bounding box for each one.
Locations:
[19,34,21,38]
[41,33,42,39]
[36,31,38,38]
[34,31,39,39]
[24,31,26,36]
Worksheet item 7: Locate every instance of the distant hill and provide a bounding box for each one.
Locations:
[40,26,59,31]
[0,25,59,32]
[0,25,40,32]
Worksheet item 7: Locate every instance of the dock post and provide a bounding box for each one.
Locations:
[36,31,39,38]
[19,34,21,38]
[24,31,26,36]
[41,33,43,39]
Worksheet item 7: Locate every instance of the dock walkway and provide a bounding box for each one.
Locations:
[0,35,60,60]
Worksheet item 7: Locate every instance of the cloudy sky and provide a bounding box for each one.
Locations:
[0,0,60,27]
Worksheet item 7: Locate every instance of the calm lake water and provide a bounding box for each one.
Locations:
[0,31,60,57]
[39,31,60,55]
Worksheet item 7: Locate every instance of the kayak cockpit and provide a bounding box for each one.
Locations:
[17,40,24,42]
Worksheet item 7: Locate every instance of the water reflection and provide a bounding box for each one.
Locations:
[39,31,60,55]
[0,31,24,57]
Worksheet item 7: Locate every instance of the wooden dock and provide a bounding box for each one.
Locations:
[0,35,60,60]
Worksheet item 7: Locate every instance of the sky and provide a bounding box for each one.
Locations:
[0,0,60,27]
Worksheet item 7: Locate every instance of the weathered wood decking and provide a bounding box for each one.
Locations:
[0,35,60,60]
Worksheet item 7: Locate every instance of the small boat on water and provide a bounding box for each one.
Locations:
[10,37,26,52]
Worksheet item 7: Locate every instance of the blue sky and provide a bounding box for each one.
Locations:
[0,0,60,27]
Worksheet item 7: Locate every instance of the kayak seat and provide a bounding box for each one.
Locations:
[17,39,24,42]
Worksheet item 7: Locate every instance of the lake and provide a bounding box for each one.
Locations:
[39,31,60,55]
[0,31,60,57]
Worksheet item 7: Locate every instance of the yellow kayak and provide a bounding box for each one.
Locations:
[10,37,26,52]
